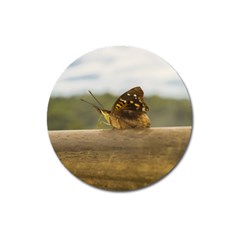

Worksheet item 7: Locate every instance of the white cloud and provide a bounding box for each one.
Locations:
[52,46,189,99]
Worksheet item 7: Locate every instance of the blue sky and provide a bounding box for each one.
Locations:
[51,46,190,99]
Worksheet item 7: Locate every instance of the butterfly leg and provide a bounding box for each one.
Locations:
[97,115,111,128]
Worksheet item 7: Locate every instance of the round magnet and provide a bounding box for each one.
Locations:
[47,46,193,191]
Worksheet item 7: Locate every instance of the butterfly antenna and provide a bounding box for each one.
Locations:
[80,98,101,113]
[88,90,105,109]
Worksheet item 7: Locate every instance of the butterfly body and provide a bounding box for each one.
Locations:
[81,87,150,129]
[109,110,150,129]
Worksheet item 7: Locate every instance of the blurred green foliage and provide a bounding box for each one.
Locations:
[47,94,193,130]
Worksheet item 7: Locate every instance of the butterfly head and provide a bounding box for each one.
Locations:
[80,92,111,124]
[99,109,111,124]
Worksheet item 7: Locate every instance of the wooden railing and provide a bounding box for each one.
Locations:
[49,127,192,191]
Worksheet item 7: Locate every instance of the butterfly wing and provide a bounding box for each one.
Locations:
[111,86,149,113]
[110,86,150,129]
[110,109,151,129]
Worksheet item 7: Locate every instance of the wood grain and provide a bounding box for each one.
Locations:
[49,127,192,191]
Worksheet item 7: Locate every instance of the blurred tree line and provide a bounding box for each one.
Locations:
[47,93,192,130]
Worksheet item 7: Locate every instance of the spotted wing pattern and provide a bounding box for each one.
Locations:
[109,86,150,129]
[111,86,149,114]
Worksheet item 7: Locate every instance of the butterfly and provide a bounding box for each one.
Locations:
[80,86,150,129]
